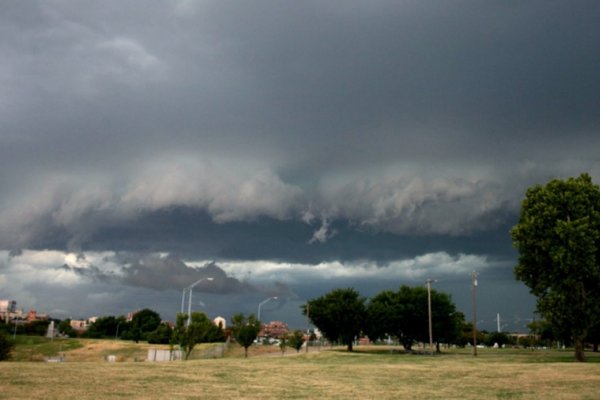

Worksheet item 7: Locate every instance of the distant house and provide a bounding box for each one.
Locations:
[213,316,226,329]
[260,321,289,339]
[127,310,140,322]
[0,299,17,321]
[69,317,97,332]
[70,319,89,330]
[27,309,48,322]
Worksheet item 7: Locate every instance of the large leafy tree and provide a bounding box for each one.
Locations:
[512,173,600,362]
[130,309,161,341]
[431,298,465,352]
[304,288,366,351]
[118,308,162,343]
[147,322,173,345]
[231,313,261,358]
[364,290,399,345]
[365,285,463,352]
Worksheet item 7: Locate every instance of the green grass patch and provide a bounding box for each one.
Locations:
[11,336,83,361]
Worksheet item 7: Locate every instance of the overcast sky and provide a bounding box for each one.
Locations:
[1,1,599,332]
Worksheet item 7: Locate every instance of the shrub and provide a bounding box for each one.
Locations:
[0,332,15,361]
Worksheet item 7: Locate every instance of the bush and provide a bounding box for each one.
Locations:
[484,332,512,348]
[0,333,15,361]
[147,323,173,344]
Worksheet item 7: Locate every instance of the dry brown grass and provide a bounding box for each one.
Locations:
[2,345,600,399]
[62,339,170,362]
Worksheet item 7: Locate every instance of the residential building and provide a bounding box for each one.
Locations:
[0,299,17,321]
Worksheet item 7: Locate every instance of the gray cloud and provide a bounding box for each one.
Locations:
[1,1,598,329]
[117,255,256,294]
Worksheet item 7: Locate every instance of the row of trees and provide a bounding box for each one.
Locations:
[305,286,465,352]
[77,309,164,343]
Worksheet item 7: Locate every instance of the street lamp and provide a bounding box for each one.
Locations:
[426,279,436,355]
[471,271,479,357]
[181,277,214,326]
[257,296,277,322]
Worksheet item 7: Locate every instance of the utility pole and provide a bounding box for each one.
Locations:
[471,271,478,356]
[426,279,434,355]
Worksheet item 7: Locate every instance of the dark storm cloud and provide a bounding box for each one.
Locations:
[2,1,599,183]
[119,255,255,294]
[1,1,599,327]
[58,262,112,282]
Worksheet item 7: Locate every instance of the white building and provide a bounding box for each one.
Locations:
[0,300,17,321]
[213,316,226,329]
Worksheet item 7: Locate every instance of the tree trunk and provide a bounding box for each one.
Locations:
[347,340,353,352]
[244,346,249,358]
[593,342,598,352]
[436,342,441,354]
[574,337,585,362]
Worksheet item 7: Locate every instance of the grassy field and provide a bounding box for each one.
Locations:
[2,339,600,399]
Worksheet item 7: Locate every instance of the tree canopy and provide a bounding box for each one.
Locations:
[0,332,15,361]
[304,288,366,351]
[287,330,306,353]
[512,173,600,361]
[231,313,261,358]
[365,285,463,352]
[173,312,225,360]
[57,319,77,338]
[85,315,125,339]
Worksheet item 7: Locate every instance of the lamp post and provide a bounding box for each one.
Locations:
[181,277,214,326]
[471,271,479,356]
[257,296,277,322]
[426,279,435,355]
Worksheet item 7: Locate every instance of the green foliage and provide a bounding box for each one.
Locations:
[85,316,126,339]
[365,285,463,352]
[512,173,600,361]
[0,321,9,335]
[458,322,484,347]
[305,288,366,352]
[528,319,557,347]
[22,320,51,336]
[279,334,287,354]
[147,322,173,345]
[364,290,398,344]
[11,336,83,361]
[287,330,306,353]
[174,312,225,360]
[484,332,512,348]
[231,313,261,358]
[57,319,77,338]
[0,332,15,361]
[129,309,161,342]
